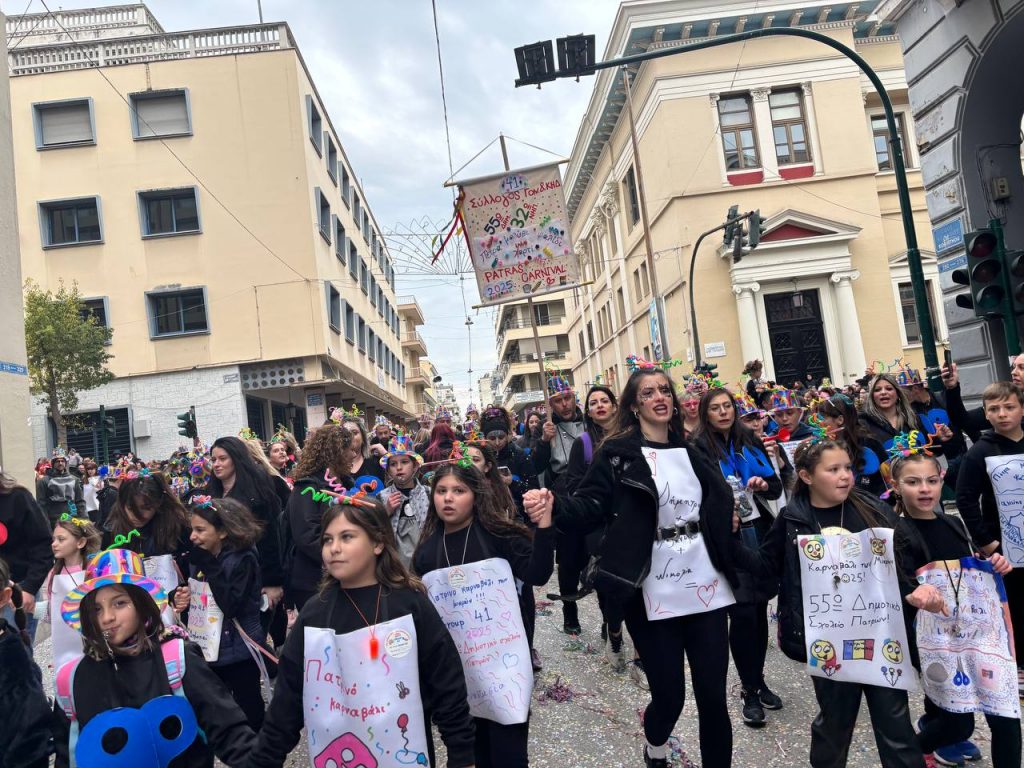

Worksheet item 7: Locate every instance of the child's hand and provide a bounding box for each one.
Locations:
[732,511,740,533]
[763,441,778,461]
[385,490,401,513]
[525,489,553,528]
[978,540,1000,557]
[906,584,949,615]
[934,423,954,443]
[987,553,1013,576]
[172,586,191,613]
[746,476,768,493]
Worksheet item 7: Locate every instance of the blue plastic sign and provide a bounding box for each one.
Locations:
[932,218,964,255]
[0,360,28,375]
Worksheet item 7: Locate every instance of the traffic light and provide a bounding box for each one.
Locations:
[1005,249,1024,314]
[954,228,1006,317]
[723,205,740,247]
[748,209,767,249]
[99,406,115,438]
[695,362,719,377]
[177,406,197,439]
[733,221,746,263]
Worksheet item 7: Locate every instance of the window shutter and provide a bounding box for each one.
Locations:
[40,103,92,145]
[135,94,189,137]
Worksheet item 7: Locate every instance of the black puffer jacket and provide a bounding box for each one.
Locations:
[0,619,53,768]
[555,430,738,618]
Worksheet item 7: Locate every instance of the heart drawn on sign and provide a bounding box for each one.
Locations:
[500,611,512,623]
[501,653,519,669]
[696,580,718,608]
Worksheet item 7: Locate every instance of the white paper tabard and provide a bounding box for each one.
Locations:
[982,455,1024,566]
[187,578,223,662]
[303,614,429,768]
[797,528,916,691]
[422,557,533,725]
[49,572,85,671]
[144,553,181,626]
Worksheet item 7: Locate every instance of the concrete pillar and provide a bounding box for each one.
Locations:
[732,282,764,365]
[830,271,866,383]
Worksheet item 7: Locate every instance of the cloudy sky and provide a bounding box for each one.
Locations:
[6,0,619,409]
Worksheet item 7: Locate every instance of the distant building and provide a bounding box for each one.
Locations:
[494,298,573,416]
[477,371,501,409]
[433,383,462,424]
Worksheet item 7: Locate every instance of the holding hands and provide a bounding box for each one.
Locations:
[522,489,554,529]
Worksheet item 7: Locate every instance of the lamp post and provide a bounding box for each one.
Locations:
[515,29,942,393]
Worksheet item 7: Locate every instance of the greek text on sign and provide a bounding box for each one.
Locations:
[460,162,581,306]
[422,558,533,725]
[915,557,1020,719]
[798,529,916,691]
[982,455,1024,566]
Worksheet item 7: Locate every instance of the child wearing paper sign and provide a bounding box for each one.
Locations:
[171,496,268,731]
[413,462,556,768]
[249,493,477,768]
[732,438,943,768]
[893,447,1022,767]
[41,513,101,673]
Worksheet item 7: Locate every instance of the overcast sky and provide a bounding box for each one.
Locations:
[6,0,618,410]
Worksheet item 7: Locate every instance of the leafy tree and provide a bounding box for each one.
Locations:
[23,280,113,448]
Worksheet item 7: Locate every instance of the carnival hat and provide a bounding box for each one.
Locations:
[893,362,923,387]
[52,446,68,460]
[435,404,453,421]
[380,433,423,470]
[546,368,575,397]
[768,389,803,412]
[734,392,763,419]
[465,402,479,417]
[61,549,167,631]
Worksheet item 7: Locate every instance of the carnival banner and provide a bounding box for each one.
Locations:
[797,528,917,691]
[983,455,1024,566]
[459,162,580,306]
[915,557,1020,719]
[303,614,429,768]
[187,578,224,662]
[422,558,532,725]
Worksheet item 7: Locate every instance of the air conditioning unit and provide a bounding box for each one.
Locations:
[133,419,151,438]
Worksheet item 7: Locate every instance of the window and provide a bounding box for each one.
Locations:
[130,90,190,139]
[377,339,384,367]
[640,263,650,297]
[367,330,376,361]
[633,264,650,299]
[345,304,356,343]
[586,321,596,351]
[360,258,369,294]
[33,98,94,149]
[718,95,759,170]
[316,188,331,243]
[872,114,910,172]
[578,331,586,356]
[341,167,351,207]
[898,281,938,345]
[349,244,359,279]
[79,298,110,343]
[770,90,810,166]
[377,288,385,317]
[138,188,200,237]
[624,167,640,226]
[326,284,341,332]
[370,276,377,307]
[147,288,208,338]
[39,197,101,247]
[357,316,366,352]
[334,217,347,264]
[616,288,626,326]
[353,193,362,227]
[306,96,322,155]
[533,303,550,325]
[326,135,338,183]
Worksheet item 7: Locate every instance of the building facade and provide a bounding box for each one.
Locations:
[0,10,34,482]
[7,4,426,459]
[494,297,575,414]
[565,0,945,392]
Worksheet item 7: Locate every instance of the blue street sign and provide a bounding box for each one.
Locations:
[938,254,967,274]
[932,218,964,255]
[0,360,28,375]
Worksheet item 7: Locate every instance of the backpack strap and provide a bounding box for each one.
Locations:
[581,432,593,466]
[161,638,187,694]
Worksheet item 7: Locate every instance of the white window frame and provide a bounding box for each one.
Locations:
[137,186,201,238]
[145,286,210,339]
[129,88,192,140]
[38,195,103,248]
[32,97,96,150]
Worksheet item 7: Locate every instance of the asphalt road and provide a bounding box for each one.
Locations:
[35,578,1017,767]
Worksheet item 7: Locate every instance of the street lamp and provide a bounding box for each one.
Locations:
[514,28,943,392]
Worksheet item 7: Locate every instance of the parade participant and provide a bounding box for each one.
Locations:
[743,359,768,400]
[0,470,52,625]
[370,415,393,452]
[34,459,50,482]
[768,388,814,441]
[338,412,387,485]
[423,421,457,466]
[816,393,888,498]
[54,549,255,768]
[36,448,85,527]
[206,437,285,617]
[692,387,784,728]
[43,513,101,672]
[680,376,706,438]
[266,425,299,475]
[413,427,431,455]
[954,381,1024,691]
[0,558,53,768]
[380,432,428,566]
[860,373,930,446]
[284,424,353,612]
[434,404,454,428]
[249,496,476,768]
[516,409,544,456]
[239,433,291,509]
[481,406,532,517]
[81,460,102,520]
[943,355,1024,438]
[540,364,739,768]
[173,497,268,731]
[733,439,930,768]
[736,392,795,505]
[414,462,555,767]
[891,449,1021,767]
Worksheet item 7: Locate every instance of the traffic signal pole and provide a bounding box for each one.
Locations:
[992,218,1021,356]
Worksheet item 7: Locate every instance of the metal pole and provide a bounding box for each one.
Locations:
[98,404,109,465]
[530,27,942,392]
[688,215,751,368]
[257,0,264,23]
[991,218,1021,355]
[499,134,550,412]
[622,66,668,357]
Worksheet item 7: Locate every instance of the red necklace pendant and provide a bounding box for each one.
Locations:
[369,634,379,660]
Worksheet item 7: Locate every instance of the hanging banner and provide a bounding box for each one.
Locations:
[797,529,916,691]
[187,578,224,662]
[915,557,1020,719]
[983,455,1024,565]
[303,614,430,768]
[422,558,532,725]
[459,162,580,306]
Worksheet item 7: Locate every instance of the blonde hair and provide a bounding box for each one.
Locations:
[241,437,284,479]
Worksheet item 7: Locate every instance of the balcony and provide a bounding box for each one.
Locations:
[397,296,425,326]
[401,330,427,355]
[495,313,567,355]
[406,367,428,386]
[497,350,568,388]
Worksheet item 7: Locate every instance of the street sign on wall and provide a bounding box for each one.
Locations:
[932,217,964,255]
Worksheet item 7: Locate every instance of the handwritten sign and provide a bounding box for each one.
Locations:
[460,162,580,307]
[983,455,1024,565]
[144,554,181,627]
[422,558,532,725]
[915,557,1020,719]
[49,573,85,671]
[797,529,916,691]
[303,614,429,768]
[187,578,223,662]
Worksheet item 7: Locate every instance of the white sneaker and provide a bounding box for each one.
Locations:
[629,658,650,690]
[605,640,626,673]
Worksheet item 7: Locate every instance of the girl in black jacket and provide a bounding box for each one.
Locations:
[544,366,739,768]
[691,387,784,728]
[0,472,53,624]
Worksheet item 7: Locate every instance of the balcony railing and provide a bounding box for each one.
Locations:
[9,23,294,76]
[497,351,567,382]
[401,331,427,348]
[495,313,566,349]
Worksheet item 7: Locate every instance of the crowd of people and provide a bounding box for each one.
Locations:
[0,352,1022,768]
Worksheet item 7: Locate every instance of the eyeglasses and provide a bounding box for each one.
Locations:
[638,385,674,402]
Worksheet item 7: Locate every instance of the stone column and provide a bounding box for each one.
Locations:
[749,87,779,179]
[801,82,824,176]
[830,271,866,382]
[732,282,764,365]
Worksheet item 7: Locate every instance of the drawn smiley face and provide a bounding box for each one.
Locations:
[802,538,825,561]
[809,639,835,664]
[870,537,887,557]
[881,638,903,664]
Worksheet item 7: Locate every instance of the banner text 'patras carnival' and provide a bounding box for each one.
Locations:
[460,162,581,306]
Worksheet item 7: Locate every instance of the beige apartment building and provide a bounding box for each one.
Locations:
[564,0,946,393]
[7,4,425,460]
[495,297,573,414]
